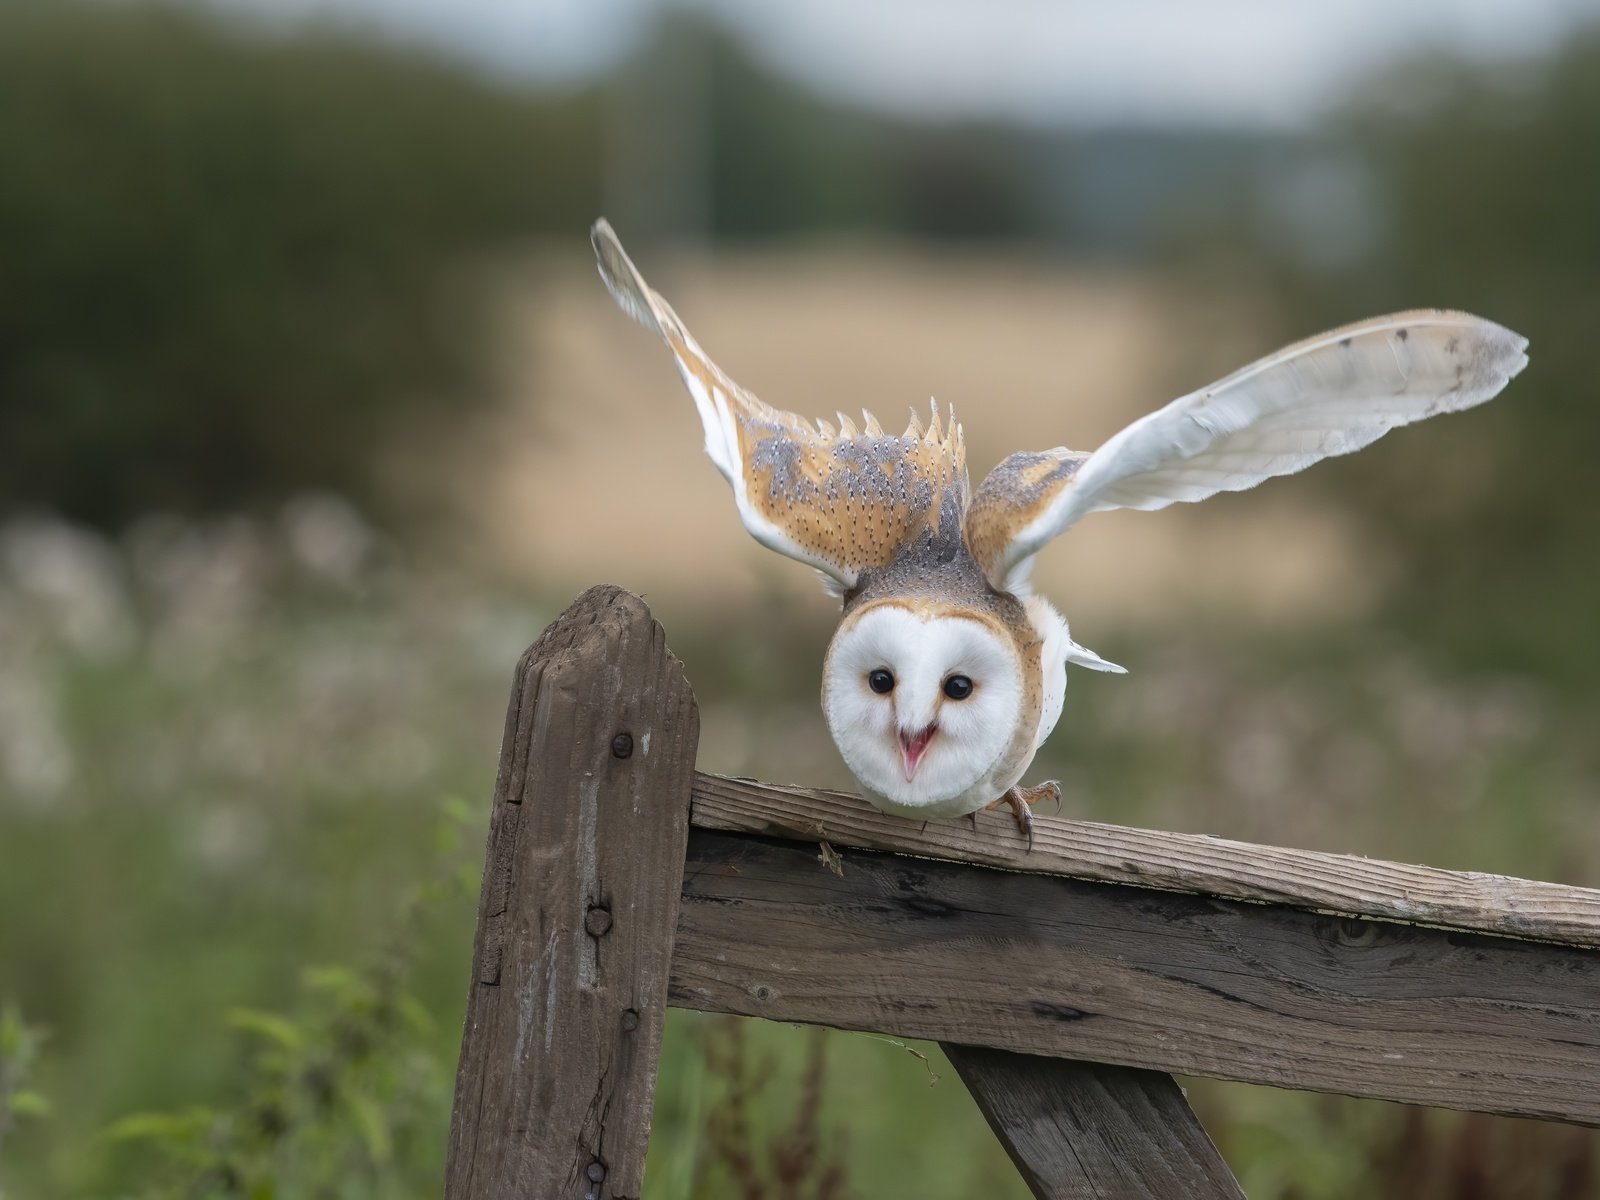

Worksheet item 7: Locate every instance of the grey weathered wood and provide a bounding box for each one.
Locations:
[670,830,1600,1125]
[691,772,1600,948]
[446,586,700,1200]
[943,1045,1244,1200]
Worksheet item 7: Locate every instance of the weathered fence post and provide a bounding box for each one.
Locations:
[446,586,699,1199]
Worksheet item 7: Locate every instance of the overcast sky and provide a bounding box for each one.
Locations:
[207,0,1600,127]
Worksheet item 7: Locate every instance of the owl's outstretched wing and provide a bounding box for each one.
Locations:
[966,310,1529,591]
[592,219,968,595]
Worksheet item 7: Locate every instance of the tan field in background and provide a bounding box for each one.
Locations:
[472,242,1391,636]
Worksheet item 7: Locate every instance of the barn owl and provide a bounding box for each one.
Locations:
[590,219,1528,844]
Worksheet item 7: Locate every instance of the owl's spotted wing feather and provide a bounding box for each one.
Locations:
[968,310,1529,591]
[592,219,967,593]
[966,448,1092,590]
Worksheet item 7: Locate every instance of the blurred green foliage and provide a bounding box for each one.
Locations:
[1221,35,1600,679]
[0,507,507,1195]
[0,1,597,527]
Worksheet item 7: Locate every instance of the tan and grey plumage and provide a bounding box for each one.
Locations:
[591,218,1529,843]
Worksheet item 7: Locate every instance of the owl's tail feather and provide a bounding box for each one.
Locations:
[1066,641,1126,674]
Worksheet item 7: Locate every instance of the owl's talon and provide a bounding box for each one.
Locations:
[1013,797,1035,851]
[981,781,1063,851]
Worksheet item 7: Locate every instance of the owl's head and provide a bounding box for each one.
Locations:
[822,601,1025,812]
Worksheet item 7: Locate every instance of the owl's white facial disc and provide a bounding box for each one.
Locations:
[822,603,1024,815]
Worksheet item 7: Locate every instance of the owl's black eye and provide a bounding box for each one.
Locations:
[943,674,974,700]
[867,669,895,695]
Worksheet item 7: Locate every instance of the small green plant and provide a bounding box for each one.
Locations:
[105,962,448,1199]
[101,799,479,1199]
[0,1002,51,1194]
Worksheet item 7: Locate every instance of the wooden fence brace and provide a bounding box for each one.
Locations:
[445,587,700,1199]
[449,585,1600,1199]
[942,1046,1244,1200]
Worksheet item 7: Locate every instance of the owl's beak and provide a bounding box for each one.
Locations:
[898,725,937,781]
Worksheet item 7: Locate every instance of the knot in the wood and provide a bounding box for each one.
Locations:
[1336,918,1379,947]
[585,906,613,937]
[586,1160,607,1183]
[621,1008,640,1031]
[611,731,634,759]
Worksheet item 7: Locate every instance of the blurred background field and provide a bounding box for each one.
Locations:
[2,1,1600,1196]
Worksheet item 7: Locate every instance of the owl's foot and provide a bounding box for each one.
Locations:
[982,781,1061,851]
[1019,779,1064,818]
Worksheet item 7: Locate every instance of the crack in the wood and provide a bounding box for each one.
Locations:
[581,1057,615,1197]
[1053,1107,1099,1199]
[1179,975,1319,1023]
[899,893,964,918]
[1030,1000,1094,1022]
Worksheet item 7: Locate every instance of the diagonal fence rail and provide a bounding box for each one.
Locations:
[446,585,1600,1199]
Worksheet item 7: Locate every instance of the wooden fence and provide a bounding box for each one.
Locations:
[443,585,1600,1199]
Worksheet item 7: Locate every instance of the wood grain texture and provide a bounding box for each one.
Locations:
[671,831,1600,1125]
[692,773,1600,948]
[446,586,700,1200]
[942,1045,1244,1200]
